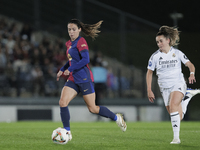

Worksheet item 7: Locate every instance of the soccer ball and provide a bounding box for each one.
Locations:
[52,127,69,144]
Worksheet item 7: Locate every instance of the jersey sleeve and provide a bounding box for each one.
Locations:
[147,55,156,71]
[68,51,90,72]
[76,37,89,53]
[178,50,190,65]
[60,61,69,71]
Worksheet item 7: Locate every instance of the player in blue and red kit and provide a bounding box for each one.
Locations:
[56,19,127,141]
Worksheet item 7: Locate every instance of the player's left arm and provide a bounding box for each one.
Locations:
[185,61,196,84]
[179,50,196,84]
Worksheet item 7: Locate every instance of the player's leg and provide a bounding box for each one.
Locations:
[169,91,184,144]
[181,88,200,118]
[81,82,116,120]
[83,93,116,119]
[59,84,78,141]
[82,86,127,132]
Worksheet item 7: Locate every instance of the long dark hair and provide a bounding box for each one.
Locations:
[68,19,103,39]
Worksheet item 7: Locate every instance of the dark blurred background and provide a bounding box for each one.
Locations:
[0,0,199,121]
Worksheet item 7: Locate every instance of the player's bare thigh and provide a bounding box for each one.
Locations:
[168,91,184,118]
[83,92,100,114]
[170,91,184,110]
[59,86,77,107]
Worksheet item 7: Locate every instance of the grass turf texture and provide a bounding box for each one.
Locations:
[0,121,200,150]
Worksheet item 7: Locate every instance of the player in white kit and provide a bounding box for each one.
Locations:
[146,26,200,144]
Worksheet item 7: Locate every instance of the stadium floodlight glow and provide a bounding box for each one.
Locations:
[170,12,184,27]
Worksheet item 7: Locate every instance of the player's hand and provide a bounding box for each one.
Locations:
[147,90,155,103]
[56,70,63,81]
[188,74,196,84]
[64,70,70,76]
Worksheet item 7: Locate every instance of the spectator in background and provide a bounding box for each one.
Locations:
[44,63,58,96]
[13,56,31,97]
[0,44,7,69]
[53,49,67,67]
[92,61,108,121]
[91,51,103,66]
[20,23,32,41]
[0,18,8,34]
[5,61,16,90]
[30,47,42,66]
[5,34,15,55]
[92,61,107,106]
[106,67,116,97]
[8,23,20,39]
[31,65,44,96]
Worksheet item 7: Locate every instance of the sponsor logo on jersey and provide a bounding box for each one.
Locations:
[159,59,178,68]
[159,57,163,60]
[81,44,86,47]
[159,60,178,65]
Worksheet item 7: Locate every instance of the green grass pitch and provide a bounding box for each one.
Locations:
[0,121,200,150]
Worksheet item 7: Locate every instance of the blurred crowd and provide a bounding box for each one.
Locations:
[0,17,68,97]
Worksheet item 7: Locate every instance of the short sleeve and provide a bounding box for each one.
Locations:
[77,37,89,53]
[178,50,190,65]
[147,55,156,71]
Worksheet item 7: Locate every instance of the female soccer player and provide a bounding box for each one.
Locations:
[146,26,200,144]
[56,19,127,141]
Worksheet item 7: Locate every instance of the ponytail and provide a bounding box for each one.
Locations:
[68,19,103,40]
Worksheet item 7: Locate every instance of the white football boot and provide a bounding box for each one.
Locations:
[170,138,181,144]
[66,131,72,141]
[116,113,127,132]
[186,88,200,97]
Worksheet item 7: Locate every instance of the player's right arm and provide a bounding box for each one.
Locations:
[57,61,70,81]
[146,69,155,103]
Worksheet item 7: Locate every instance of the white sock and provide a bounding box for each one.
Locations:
[170,111,180,139]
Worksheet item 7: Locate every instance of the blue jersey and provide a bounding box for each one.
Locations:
[65,36,94,83]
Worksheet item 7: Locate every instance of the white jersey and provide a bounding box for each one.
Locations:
[147,47,189,88]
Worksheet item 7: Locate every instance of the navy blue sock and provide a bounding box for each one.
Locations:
[98,106,117,121]
[60,106,70,131]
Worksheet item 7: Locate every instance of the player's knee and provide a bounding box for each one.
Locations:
[88,106,98,114]
[59,98,68,107]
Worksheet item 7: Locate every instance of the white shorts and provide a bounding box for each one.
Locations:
[160,82,186,106]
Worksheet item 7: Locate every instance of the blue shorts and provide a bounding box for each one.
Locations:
[64,80,95,95]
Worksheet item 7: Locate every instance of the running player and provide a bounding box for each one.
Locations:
[146,26,200,144]
[56,19,127,141]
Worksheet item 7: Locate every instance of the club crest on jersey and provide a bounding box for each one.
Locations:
[68,54,72,61]
[172,53,176,57]
[68,46,72,50]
